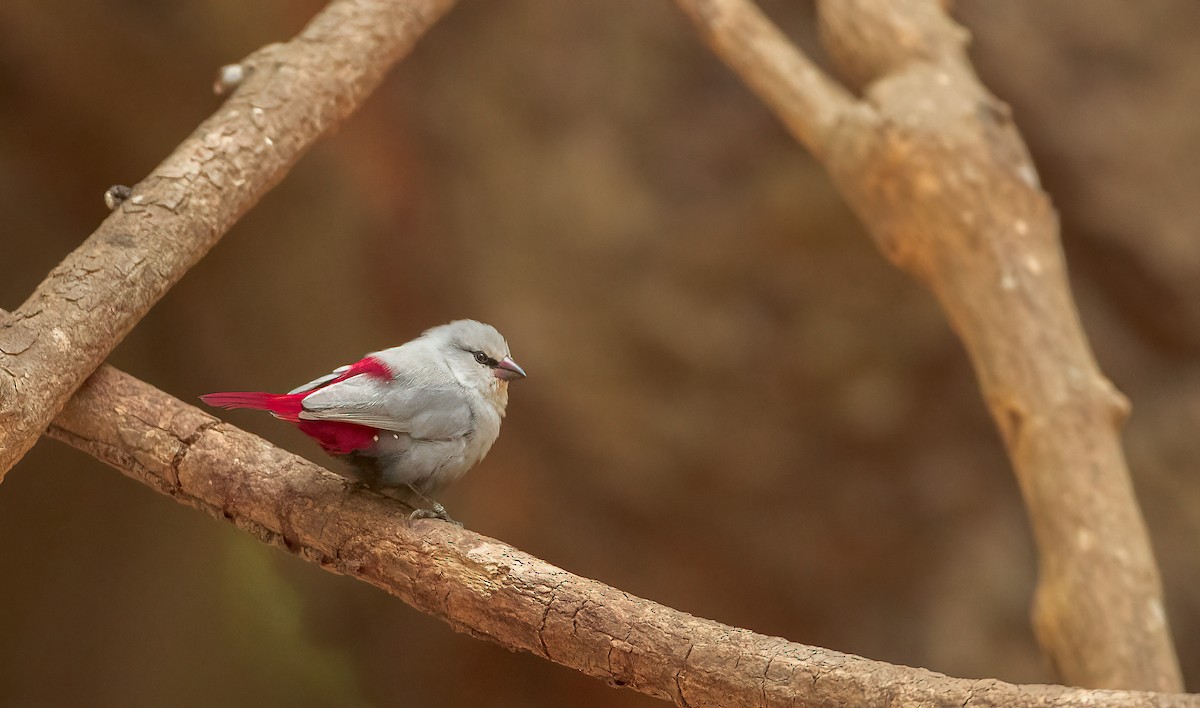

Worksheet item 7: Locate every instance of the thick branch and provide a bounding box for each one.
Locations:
[0,0,457,481]
[43,364,1197,708]
[674,0,1182,692]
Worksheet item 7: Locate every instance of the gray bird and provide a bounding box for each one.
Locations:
[202,320,526,523]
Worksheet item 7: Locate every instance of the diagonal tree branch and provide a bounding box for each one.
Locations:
[41,361,1198,708]
[669,0,855,159]
[673,0,1181,692]
[0,0,458,482]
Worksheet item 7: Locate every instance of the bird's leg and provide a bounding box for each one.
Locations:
[406,484,462,526]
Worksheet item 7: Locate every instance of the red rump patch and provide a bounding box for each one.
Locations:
[201,356,392,455]
[339,357,392,382]
[296,420,379,456]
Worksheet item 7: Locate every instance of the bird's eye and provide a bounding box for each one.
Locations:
[473,351,490,365]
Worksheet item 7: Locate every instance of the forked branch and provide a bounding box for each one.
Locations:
[674,0,1181,691]
[0,0,1188,702]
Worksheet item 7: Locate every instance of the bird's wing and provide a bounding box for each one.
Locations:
[287,365,351,395]
[298,373,473,440]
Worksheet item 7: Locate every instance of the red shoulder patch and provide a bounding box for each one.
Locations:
[336,356,392,383]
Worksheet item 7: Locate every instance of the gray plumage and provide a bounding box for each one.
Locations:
[298,320,520,495]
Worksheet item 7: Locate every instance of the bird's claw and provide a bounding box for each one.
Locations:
[409,502,462,527]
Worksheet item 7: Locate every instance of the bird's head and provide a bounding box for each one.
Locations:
[425,319,526,408]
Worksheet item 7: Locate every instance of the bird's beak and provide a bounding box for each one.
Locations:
[494,356,527,380]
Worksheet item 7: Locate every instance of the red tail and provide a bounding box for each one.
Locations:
[199,391,304,420]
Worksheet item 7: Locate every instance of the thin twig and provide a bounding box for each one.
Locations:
[0,0,458,482]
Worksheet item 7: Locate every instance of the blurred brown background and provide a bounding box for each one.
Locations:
[1,1,1197,706]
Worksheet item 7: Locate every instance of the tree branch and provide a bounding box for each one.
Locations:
[673,0,1182,692]
[0,0,457,482]
[672,0,855,159]
[41,363,1197,708]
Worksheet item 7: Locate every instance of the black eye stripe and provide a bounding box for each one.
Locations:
[472,350,498,367]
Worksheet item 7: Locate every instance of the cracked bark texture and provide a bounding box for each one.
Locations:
[674,0,1181,692]
[43,363,1198,708]
[0,0,457,481]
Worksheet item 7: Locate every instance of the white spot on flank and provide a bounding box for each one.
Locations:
[131,195,145,205]
[1025,255,1042,274]
[1077,528,1094,551]
[1014,219,1029,235]
[1000,274,1017,291]
[936,72,951,86]
[264,136,274,146]
[252,107,264,118]
[372,435,379,442]
[392,434,399,439]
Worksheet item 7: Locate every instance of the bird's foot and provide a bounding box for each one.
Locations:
[344,478,371,493]
[409,502,462,527]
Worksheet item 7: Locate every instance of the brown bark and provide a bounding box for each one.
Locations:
[43,363,1197,708]
[673,0,1181,692]
[0,0,458,482]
